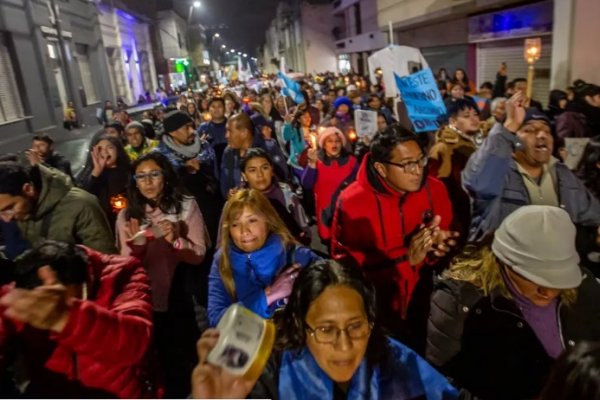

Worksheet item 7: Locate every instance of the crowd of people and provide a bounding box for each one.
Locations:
[0,64,599,399]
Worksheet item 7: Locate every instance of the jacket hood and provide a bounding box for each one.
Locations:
[33,164,73,218]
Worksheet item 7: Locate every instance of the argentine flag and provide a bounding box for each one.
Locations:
[277,71,305,105]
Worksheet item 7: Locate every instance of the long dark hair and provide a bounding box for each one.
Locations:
[453,68,470,86]
[540,341,600,400]
[77,134,130,184]
[125,152,185,220]
[276,259,389,366]
[576,135,600,199]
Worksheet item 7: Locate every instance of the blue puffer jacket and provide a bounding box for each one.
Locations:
[462,123,600,242]
[207,234,321,326]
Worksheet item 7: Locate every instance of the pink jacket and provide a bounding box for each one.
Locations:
[116,196,208,311]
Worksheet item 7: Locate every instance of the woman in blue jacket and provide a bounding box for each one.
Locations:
[207,188,320,326]
[195,259,459,400]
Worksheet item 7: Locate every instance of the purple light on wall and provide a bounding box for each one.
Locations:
[116,9,136,22]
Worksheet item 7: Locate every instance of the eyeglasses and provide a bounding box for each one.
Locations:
[134,170,163,182]
[384,156,428,173]
[306,320,372,344]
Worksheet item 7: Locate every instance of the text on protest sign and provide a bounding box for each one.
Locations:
[394,68,446,133]
[354,110,378,137]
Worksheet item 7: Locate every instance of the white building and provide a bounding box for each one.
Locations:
[262,0,337,74]
[98,4,158,105]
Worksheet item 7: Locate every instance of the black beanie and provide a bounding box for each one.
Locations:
[164,111,192,134]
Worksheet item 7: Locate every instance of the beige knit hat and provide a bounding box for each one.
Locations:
[492,205,583,289]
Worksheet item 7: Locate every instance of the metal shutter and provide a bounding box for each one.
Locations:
[0,34,25,123]
[476,36,552,107]
[75,44,98,105]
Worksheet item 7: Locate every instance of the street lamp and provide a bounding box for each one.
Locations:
[221,44,226,49]
[524,38,542,103]
[243,53,247,58]
[214,33,220,38]
[188,1,201,23]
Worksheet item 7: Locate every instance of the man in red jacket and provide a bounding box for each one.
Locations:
[0,240,157,398]
[331,124,459,333]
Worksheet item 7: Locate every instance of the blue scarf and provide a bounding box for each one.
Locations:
[278,338,458,400]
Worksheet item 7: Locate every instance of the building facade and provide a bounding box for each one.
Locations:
[379,0,600,106]
[0,0,113,138]
[332,0,387,75]
[261,0,337,75]
[98,2,158,106]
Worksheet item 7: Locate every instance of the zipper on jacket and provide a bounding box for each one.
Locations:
[374,194,387,246]
[72,352,79,380]
[557,302,565,349]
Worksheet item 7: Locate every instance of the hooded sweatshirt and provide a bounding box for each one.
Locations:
[17,165,116,254]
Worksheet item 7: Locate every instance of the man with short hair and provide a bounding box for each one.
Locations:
[0,163,115,254]
[197,97,228,166]
[332,124,458,331]
[103,120,124,140]
[155,110,221,243]
[124,121,158,162]
[0,240,156,397]
[463,92,600,245]
[429,99,483,236]
[25,134,72,178]
[511,78,543,112]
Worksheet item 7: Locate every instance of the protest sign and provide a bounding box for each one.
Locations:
[394,68,446,133]
[354,110,378,137]
[564,137,590,170]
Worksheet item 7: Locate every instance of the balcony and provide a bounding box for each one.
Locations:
[334,30,387,54]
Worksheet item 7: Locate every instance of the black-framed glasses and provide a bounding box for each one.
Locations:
[134,170,163,182]
[383,156,428,173]
[306,320,373,344]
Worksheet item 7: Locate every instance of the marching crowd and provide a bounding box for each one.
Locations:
[0,65,599,399]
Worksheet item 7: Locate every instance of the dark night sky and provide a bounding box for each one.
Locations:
[191,0,282,56]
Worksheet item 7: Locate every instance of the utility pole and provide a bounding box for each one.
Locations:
[48,0,81,122]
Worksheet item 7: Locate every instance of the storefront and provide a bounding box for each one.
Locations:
[470,0,554,106]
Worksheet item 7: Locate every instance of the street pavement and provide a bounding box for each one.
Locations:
[0,124,102,174]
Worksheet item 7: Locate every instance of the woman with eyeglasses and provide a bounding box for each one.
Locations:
[192,259,458,399]
[301,127,358,249]
[207,188,320,327]
[115,151,208,397]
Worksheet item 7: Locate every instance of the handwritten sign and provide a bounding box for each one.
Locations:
[354,110,378,137]
[564,137,590,170]
[394,68,446,133]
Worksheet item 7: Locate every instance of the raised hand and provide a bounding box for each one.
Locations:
[265,263,301,306]
[191,329,258,399]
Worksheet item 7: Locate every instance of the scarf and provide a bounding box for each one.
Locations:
[163,134,201,159]
[278,338,458,400]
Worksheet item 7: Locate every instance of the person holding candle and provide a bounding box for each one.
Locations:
[78,134,130,232]
[301,127,358,248]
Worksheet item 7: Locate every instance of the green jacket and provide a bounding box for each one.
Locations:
[17,165,116,254]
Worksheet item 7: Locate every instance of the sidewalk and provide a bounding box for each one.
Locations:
[0,124,102,155]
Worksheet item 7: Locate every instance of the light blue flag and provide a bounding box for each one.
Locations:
[394,68,446,133]
[277,72,305,105]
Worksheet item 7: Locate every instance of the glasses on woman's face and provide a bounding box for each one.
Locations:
[383,156,428,174]
[305,320,372,345]
[134,170,163,182]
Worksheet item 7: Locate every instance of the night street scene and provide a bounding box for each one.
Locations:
[0,0,599,398]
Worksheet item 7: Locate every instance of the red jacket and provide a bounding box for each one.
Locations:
[0,247,157,398]
[331,154,453,318]
[302,154,358,242]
